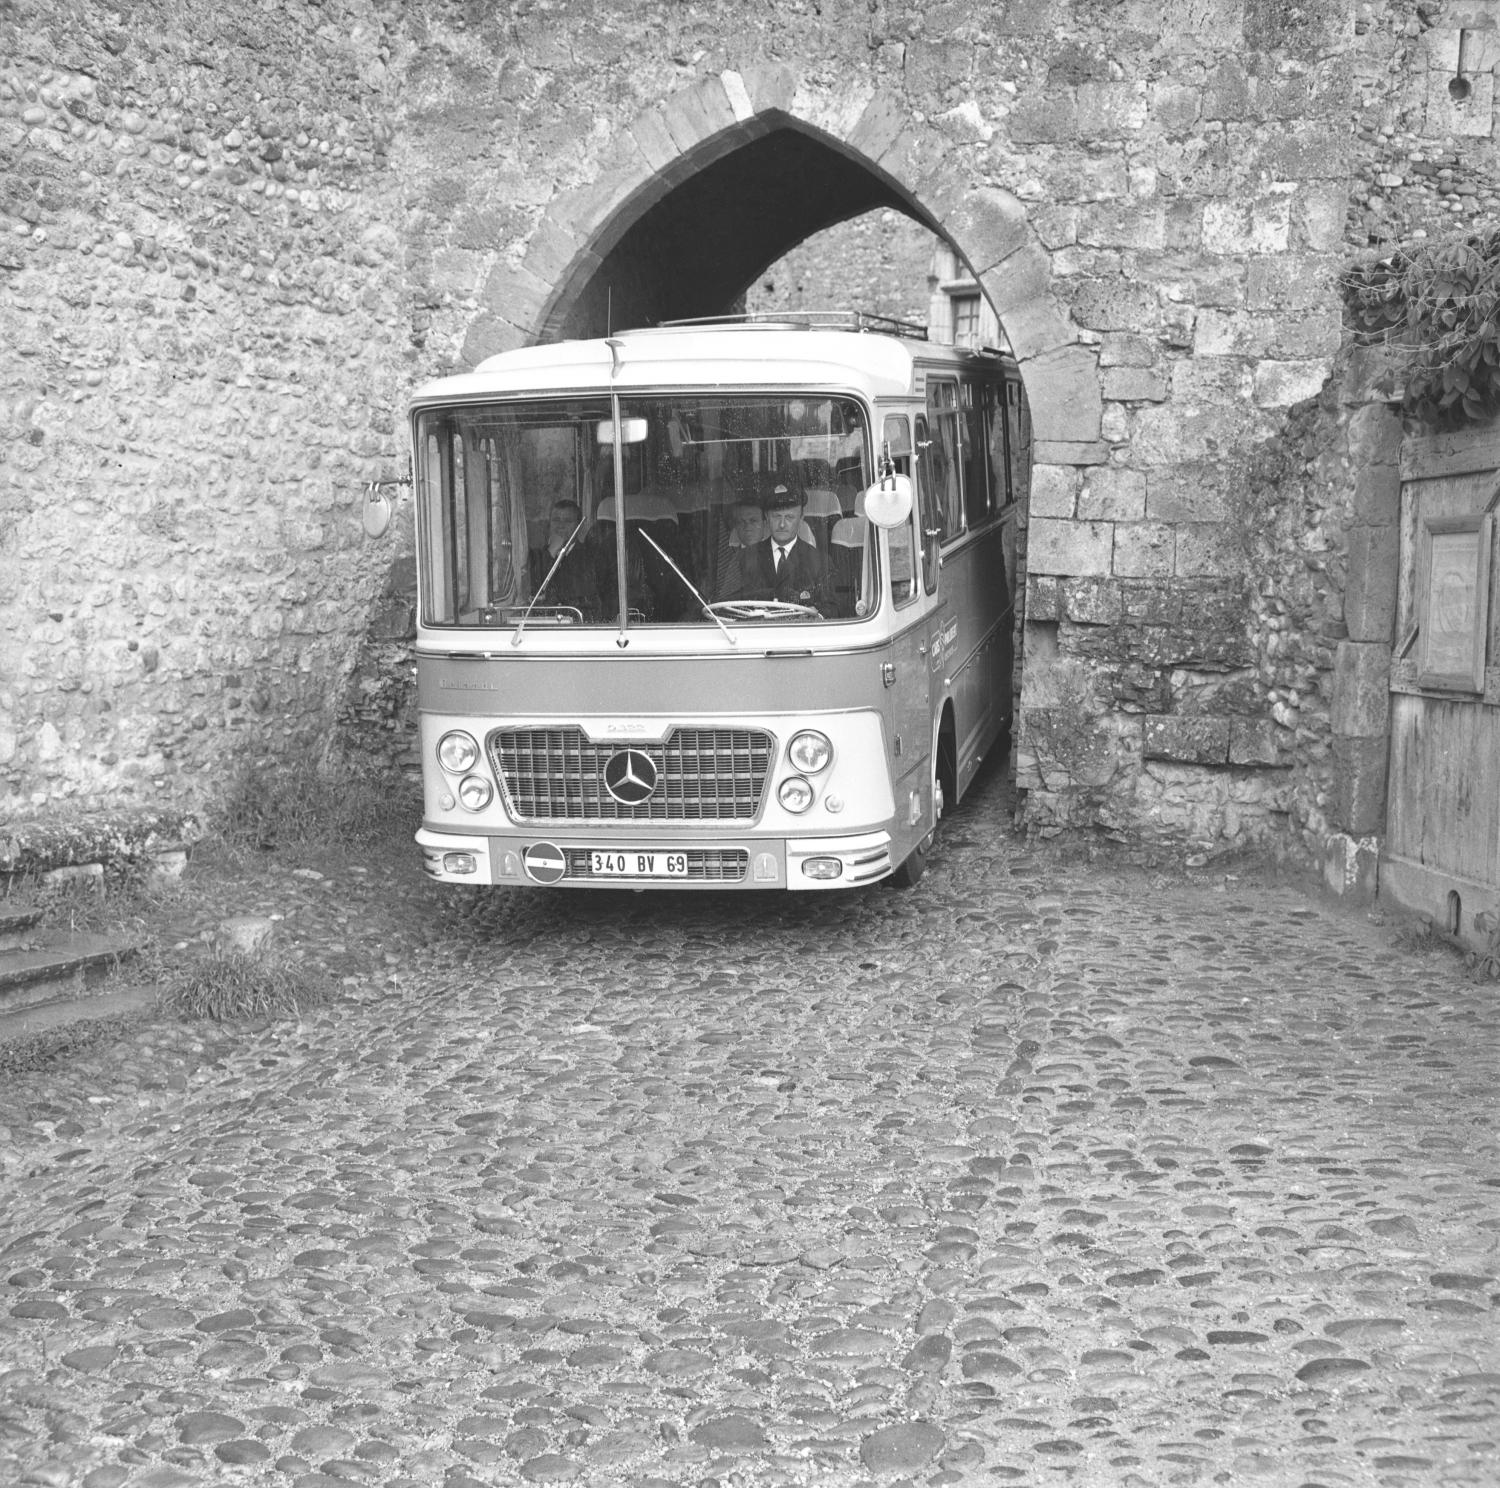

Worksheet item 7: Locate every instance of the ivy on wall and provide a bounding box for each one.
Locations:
[1339,227,1500,429]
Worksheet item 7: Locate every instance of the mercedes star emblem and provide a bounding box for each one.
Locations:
[604,748,659,806]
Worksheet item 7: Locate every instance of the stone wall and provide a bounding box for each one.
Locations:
[2,0,1491,872]
[0,0,411,814]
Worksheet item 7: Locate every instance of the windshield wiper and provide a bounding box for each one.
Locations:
[634,528,737,647]
[511,517,585,647]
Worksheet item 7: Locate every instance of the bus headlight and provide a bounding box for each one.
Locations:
[457,774,493,811]
[788,730,833,773]
[438,731,479,773]
[778,776,814,814]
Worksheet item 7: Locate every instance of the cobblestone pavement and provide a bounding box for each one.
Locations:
[1,767,1497,1488]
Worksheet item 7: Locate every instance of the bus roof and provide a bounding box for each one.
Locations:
[409,322,1015,408]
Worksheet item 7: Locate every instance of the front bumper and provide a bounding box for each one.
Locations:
[416,827,895,890]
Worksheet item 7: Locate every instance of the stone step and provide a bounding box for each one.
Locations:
[0,904,45,952]
[0,933,142,1017]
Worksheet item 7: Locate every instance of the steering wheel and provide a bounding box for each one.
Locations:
[704,599,822,622]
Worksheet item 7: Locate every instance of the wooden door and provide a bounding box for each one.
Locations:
[1382,425,1500,954]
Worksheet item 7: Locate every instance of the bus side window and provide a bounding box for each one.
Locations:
[888,516,917,606]
[913,414,940,596]
[926,380,963,544]
[961,380,990,527]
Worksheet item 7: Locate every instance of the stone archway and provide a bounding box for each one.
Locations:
[464,68,1102,456]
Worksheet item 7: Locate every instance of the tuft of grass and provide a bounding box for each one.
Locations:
[156,947,330,1023]
[213,757,411,853]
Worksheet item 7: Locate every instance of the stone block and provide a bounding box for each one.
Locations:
[1331,640,1391,738]
[1351,462,1400,526]
[1029,518,1114,576]
[1120,580,1182,625]
[1344,525,1399,643]
[736,62,799,116]
[944,186,1031,274]
[846,88,908,161]
[1008,96,1078,144]
[1295,182,1349,252]
[1112,521,1175,577]
[1100,333,1156,368]
[660,79,738,153]
[461,317,527,367]
[1151,82,1203,135]
[1203,60,1254,122]
[1102,367,1168,402]
[1032,205,1079,249]
[1026,576,1062,622]
[622,108,682,175]
[1067,279,1159,333]
[1268,308,1342,360]
[1062,577,1122,625]
[1030,464,1079,518]
[1076,82,1148,135]
[1077,203,1165,251]
[1112,663,1171,713]
[523,217,597,287]
[1024,344,1103,444]
[1002,296,1077,361]
[1202,197,1290,254]
[1347,402,1402,467]
[1332,735,1389,835]
[1079,467,1146,521]
[1143,714,1230,765]
[980,242,1053,315]
[480,260,552,323]
[1253,358,1331,408]
[1229,717,1284,767]
[1247,255,1337,312]
[1175,523,1242,578]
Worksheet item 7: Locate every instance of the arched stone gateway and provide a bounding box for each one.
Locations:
[464,70,1100,454]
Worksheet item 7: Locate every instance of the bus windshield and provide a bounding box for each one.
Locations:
[415,394,876,628]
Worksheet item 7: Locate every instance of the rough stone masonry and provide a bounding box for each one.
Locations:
[1,0,1495,876]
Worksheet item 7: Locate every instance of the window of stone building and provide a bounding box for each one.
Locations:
[950,292,982,348]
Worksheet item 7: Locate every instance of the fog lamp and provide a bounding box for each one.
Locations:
[801,857,843,881]
[442,852,478,875]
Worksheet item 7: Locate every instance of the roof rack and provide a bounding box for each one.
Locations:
[655,309,930,341]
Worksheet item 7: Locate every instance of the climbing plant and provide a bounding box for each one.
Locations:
[1339,226,1500,429]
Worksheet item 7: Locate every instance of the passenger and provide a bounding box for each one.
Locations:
[713,497,770,599]
[588,513,656,622]
[528,499,600,620]
[721,475,832,615]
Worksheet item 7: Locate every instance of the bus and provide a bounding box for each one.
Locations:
[408,312,1029,890]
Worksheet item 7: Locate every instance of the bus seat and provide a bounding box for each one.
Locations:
[831,516,865,549]
[800,486,843,519]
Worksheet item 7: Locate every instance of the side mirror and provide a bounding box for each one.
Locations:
[597,417,649,445]
[862,474,913,530]
[362,486,393,539]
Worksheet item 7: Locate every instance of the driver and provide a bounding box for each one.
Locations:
[720,475,831,615]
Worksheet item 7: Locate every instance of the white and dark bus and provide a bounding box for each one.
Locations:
[408,313,1029,890]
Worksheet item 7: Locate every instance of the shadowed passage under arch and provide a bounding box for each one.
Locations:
[557,123,937,339]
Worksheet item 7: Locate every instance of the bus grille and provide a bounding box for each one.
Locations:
[563,848,749,883]
[489,727,773,822]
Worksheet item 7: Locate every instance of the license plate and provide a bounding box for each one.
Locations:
[589,850,689,879]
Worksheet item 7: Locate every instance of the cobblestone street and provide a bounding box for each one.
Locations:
[1,766,1497,1488]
